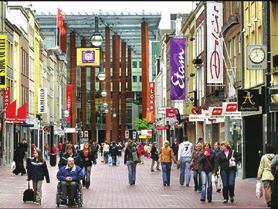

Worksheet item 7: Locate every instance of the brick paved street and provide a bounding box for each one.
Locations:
[0,155,267,208]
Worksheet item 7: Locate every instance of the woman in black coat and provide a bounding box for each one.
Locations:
[13,143,26,175]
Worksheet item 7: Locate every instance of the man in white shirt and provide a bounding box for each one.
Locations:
[178,136,193,186]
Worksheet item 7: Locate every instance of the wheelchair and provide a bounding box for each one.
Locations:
[56,181,83,207]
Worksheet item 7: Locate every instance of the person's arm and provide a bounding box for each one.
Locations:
[170,148,177,164]
[177,144,181,161]
[257,156,264,180]
[72,167,84,181]
[57,168,66,181]
[43,162,50,183]
[124,149,127,164]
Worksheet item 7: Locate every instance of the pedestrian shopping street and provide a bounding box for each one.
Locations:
[0,156,267,208]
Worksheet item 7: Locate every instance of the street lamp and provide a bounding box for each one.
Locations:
[90,16,103,47]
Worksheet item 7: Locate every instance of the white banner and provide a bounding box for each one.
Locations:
[38,88,47,113]
[207,1,223,84]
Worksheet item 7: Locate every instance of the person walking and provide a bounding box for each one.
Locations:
[160,140,177,186]
[13,142,27,175]
[271,153,278,209]
[178,136,193,186]
[199,143,214,203]
[27,149,50,205]
[109,141,119,166]
[103,141,110,164]
[137,142,145,164]
[44,144,49,160]
[124,140,139,185]
[257,144,275,208]
[215,141,240,204]
[91,141,99,162]
[191,143,203,192]
[212,142,222,193]
[150,142,160,172]
[79,143,95,189]
[171,138,179,169]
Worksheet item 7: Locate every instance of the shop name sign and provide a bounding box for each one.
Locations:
[238,89,260,111]
[189,114,206,122]
[76,48,100,67]
[38,88,47,113]
[222,102,241,117]
[0,34,7,88]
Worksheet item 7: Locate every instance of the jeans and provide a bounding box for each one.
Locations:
[151,159,160,171]
[179,157,191,185]
[83,166,92,188]
[200,171,212,201]
[111,155,117,166]
[193,170,202,191]
[220,169,236,200]
[60,181,79,201]
[161,162,172,185]
[127,161,136,184]
[104,151,109,163]
[32,180,43,203]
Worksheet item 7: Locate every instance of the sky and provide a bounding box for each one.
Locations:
[7,1,198,29]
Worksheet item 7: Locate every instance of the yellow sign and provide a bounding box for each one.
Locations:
[76,47,100,67]
[0,34,7,88]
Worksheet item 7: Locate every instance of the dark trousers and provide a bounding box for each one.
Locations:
[111,155,117,166]
[13,159,26,175]
[193,170,202,191]
[220,169,236,200]
[161,162,172,185]
[60,181,78,201]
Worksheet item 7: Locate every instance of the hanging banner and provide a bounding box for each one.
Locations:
[3,87,10,110]
[17,103,28,123]
[0,34,7,88]
[146,82,155,123]
[38,88,47,113]
[207,1,223,84]
[170,37,186,100]
[6,100,17,122]
[166,107,177,118]
[66,84,72,122]
[76,48,100,67]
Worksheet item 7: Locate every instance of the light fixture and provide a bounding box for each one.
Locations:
[101,91,107,98]
[104,109,109,113]
[97,71,106,81]
[113,113,117,118]
[103,102,108,107]
[91,32,103,47]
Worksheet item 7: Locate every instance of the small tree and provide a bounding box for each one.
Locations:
[134,118,154,131]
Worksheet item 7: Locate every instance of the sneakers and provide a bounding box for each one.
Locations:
[267,201,271,207]
[151,170,154,172]
[156,168,161,171]
[185,184,189,187]
[200,199,205,202]
[216,189,221,193]
[230,196,234,203]
[223,199,228,204]
[33,201,41,205]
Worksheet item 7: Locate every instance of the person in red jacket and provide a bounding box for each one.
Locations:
[51,144,57,155]
[137,142,145,164]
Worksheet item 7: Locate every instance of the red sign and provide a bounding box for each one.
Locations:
[66,84,72,123]
[211,107,223,115]
[146,82,155,123]
[226,103,238,112]
[3,87,10,110]
[191,107,202,115]
[6,100,17,122]
[155,125,168,130]
[166,108,177,118]
[17,103,28,122]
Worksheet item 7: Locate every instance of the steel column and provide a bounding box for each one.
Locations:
[121,41,127,142]
[91,67,96,141]
[105,26,111,143]
[127,47,132,98]
[81,38,87,131]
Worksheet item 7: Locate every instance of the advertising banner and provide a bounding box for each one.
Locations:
[76,48,100,67]
[146,82,155,123]
[0,34,7,88]
[38,88,47,113]
[3,87,10,110]
[166,108,177,118]
[66,84,72,122]
[207,2,223,84]
[170,37,186,100]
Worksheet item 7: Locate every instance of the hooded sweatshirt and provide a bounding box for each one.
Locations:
[257,153,275,181]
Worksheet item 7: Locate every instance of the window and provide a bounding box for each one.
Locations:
[139,76,142,82]
[132,75,137,82]
[139,61,142,68]
[29,57,34,80]
[132,61,137,68]
[7,40,13,68]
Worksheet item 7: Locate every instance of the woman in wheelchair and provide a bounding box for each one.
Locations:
[56,157,84,207]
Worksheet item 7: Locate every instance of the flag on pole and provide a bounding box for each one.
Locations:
[57,8,63,29]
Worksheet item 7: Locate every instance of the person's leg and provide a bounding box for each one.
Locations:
[200,171,207,201]
[193,170,198,191]
[198,171,202,192]
[151,159,155,171]
[156,159,160,170]
[263,181,272,206]
[179,157,186,185]
[32,180,38,202]
[161,163,167,185]
[133,162,137,184]
[185,158,191,186]
[60,181,68,200]
[220,170,229,202]
[127,161,133,185]
[166,162,172,186]
[36,180,43,204]
[207,172,213,202]
[86,166,92,187]
[69,182,78,204]
[228,169,236,202]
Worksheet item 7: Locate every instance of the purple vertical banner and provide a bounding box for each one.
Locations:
[170,38,186,100]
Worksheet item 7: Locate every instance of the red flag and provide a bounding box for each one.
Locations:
[17,103,28,122]
[60,25,66,36]
[57,8,63,29]
[6,100,16,122]
[66,84,72,122]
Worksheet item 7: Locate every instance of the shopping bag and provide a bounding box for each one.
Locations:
[256,180,263,199]
[108,155,112,166]
[216,175,222,190]
[11,161,16,171]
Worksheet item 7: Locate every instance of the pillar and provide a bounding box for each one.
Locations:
[105,26,111,143]
[121,41,127,142]
[141,21,149,118]
[91,67,96,141]
[70,31,77,144]
[127,47,132,98]
[112,34,120,142]
[81,38,87,131]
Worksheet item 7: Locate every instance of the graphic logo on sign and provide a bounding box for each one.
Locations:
[238,89,260,111]
[82,50,95,63]
[38,88,47,113]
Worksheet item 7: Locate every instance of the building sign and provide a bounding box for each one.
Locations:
[155,125,168,130]
[208,106,224,120]
[66,84,72,123]
[0,34,7,88]
[246,45,267,70]
[3,87,10,110]
[222,102,241,117]
[170,37,186,100]
[76,48,100,67]
[166,108,177,118]
[189,114,206,122]
[146,82,155,123]
[207,2,223,84]
[38,88,47,113]
[238,89,260,111]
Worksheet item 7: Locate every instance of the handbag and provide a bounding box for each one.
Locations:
[229,150,236,167]
[256,180,263,198]
[132,151,141,163]
[11,161,16,171]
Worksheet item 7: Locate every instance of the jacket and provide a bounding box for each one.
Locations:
[57,164,84,182]
[178,141,193,160]
[271,155,278,176]
[79,150,96,167]
[109,144,119,156]
[257,154,275,181]
[191,150,204,171]
[215,149,240,172]
[150,146,159,161]
[58,152,83,169]
[27,158,50,183]
[160,146,175,163]
[199,151,214,172]
[124,145,137,164]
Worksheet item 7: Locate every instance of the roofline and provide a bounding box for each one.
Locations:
[7,5,29,20]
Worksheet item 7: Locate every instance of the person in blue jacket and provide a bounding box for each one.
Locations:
[57,157,84,206]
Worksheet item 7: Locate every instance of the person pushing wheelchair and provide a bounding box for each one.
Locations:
[56,157,84,206]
